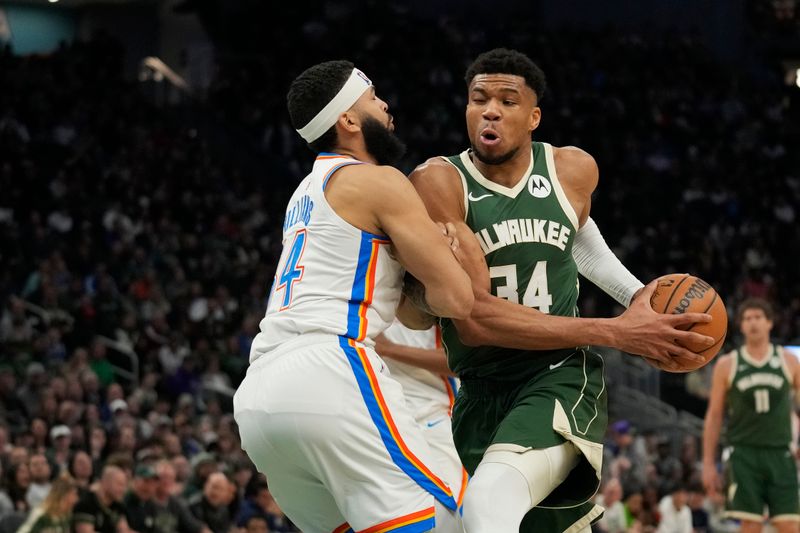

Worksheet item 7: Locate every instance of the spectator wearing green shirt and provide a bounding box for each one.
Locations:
[90,339,115,387]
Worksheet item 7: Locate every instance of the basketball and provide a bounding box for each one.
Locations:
[648,273,728,373]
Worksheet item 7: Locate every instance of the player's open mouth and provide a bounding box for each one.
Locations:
[479,129,501,146]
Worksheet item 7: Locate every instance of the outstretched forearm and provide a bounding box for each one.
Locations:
[703,410,723,467]
[455,289,620,350]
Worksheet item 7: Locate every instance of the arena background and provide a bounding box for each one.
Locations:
[0,0,799,531]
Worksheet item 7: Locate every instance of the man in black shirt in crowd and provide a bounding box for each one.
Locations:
[123,464,159,533]
[73,465,130,533]
[154,460,211,533]
[189,471,234,533]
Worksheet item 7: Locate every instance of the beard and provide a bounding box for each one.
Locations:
[471,144,519,166]
[362,116,406,166]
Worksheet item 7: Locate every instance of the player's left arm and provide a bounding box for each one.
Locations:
[781,346,800,404]
[782,347,800,455]
[556,146,645,308]
[374,333,454,377]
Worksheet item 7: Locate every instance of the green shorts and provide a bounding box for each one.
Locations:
[520,502,605,533]
[725,445,800,522]
[452,348,607,527]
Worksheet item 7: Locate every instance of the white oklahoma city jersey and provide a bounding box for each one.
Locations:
[250,154,403,361]
[382,320,457,422]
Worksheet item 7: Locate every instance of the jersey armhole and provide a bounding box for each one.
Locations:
[542,142,581,230]
[778,346,794,384]
[728,351,738,386]
[438,156,469,222]
[316,161,390,240]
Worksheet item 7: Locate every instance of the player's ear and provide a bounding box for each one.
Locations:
[337,111,361,134]
[529,106,541,133]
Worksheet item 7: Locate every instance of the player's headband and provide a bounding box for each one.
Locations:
[296,68,373,143]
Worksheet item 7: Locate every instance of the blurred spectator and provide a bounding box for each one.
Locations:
[236,478,296,532]
[5,461,31,512]
[123,464,159,533]
[240,515,269,533]
[656,483,692,533]
[48,425,72,475]
[184,453,218,499]
[17,474,79,533]
[89,340,116,388]
[25,453,52,508]
[189,472,234,533]
[153,460,209,533]
[68,451,94,491]
[595,478,624,533]
[604,420,648,489]
[687,483,710,533]
[72,465,129,533]
[621,486,645,532]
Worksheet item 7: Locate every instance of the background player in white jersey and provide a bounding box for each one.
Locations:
[233,60,473,533]
[376,321,469,512]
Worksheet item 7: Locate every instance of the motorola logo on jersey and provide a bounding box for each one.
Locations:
[528,174,552,199]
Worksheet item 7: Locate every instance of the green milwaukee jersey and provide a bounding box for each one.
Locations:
[441,141,580,380]
[726,344,793,447]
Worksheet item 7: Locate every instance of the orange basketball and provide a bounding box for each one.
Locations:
[648,273,728,373]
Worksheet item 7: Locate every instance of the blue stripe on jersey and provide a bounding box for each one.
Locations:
[447,376,458,394]
[345,232,374,339]
[389,516,436,533]
[338,336,458,511]
[345,230,391,340]
[322,161,363,191]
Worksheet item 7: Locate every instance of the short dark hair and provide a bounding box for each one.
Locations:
[737,297,774,322]
[287,60,354,153]
[244,478,269,499]
[465,48,546,101]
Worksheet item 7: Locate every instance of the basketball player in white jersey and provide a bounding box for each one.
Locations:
[376,321,469,513]
[233,60,473,533]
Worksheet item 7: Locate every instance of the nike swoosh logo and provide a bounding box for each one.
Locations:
[468,192,492,202]
[426,417,447,428]
[549,356,571,370]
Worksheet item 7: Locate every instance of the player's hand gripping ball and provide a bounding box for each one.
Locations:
[648,273,728,373]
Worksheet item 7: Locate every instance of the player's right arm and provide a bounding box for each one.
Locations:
[408,158,712,367]
[374,333,454,376]
[702,353,732,498]
[325,163,473,320]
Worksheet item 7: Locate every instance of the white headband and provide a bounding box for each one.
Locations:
[296,68,373,143]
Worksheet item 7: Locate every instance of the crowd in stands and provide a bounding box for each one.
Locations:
[0,3,798,532]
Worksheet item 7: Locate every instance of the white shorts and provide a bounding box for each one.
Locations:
[417,412,468,512]
[234,334,459,533]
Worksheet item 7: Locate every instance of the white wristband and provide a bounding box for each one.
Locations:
[572,217,644,308]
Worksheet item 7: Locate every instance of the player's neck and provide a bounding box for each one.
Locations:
[472,148,532,188]
[332,142,378,165]
[744,338,770,359]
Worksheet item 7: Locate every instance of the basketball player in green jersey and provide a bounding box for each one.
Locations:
[406,48,715,533]
[703,298,800,533]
